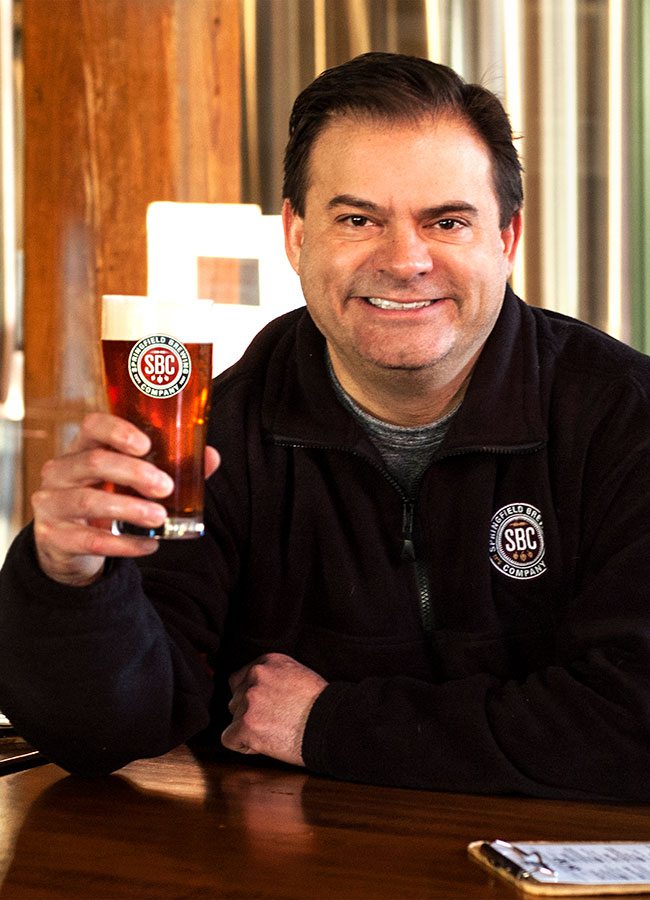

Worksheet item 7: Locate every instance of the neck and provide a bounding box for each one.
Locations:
[328,349,476,426]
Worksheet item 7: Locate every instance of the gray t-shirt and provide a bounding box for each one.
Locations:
[327,354,459,496]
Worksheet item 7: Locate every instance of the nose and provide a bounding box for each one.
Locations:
[374,224,434,280]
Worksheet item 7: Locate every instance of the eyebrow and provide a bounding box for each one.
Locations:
[327,194,381,212]
[326,194,479,219]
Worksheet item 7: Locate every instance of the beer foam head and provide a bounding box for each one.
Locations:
[102,295,215,343]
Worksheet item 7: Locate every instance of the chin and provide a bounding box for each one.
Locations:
[360,354,445,375]
[366,345,454,372]
[360,335,456,369]
[381,361,439,372]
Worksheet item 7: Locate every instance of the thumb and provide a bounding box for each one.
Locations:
[205,446,220,479]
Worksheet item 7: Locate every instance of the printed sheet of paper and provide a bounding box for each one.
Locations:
[494,842,650,885]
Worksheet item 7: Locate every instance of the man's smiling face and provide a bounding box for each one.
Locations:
[283,113,521,407]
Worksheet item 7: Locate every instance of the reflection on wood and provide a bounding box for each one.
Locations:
[3,746,650,898]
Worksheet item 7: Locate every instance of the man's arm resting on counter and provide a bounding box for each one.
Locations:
[225,633,650,802]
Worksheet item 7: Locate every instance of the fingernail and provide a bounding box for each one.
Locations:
[126,431,150,455]
[144,504,167,525]
[155,472,174,493]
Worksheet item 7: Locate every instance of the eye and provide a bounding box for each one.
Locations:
[345,215,371,227]
[436,218,464,231]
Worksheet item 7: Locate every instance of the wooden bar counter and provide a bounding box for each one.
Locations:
[1,746,649,898]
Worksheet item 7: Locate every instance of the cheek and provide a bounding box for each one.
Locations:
[298,248,328,290]
[297,255,339,319]
[300,243,357,292]
[453,247,508,289]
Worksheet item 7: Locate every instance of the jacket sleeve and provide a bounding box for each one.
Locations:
[302,381,650,801]
[0,361,260,777]
[0,461,244,776]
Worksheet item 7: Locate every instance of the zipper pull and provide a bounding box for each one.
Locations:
[402,501,416,560]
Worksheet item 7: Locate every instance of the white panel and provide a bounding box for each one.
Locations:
[146,202,305,375]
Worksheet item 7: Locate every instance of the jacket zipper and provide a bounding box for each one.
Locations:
[272,436,545,637]
[273,438,434,635]
[402,500,433,633]
[405,441,544,633]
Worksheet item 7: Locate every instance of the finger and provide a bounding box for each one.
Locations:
[32,486,168,531]
[36,518,160,559]
[228,661,256,694]
[39,449,174,498]
[221,721,255,755]
[35,520,160,586]
[33,506,162,584]
[70,412,152,457]
[227,684,248,716]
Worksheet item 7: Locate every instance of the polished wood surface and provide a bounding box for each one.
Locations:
[1,746,649,899]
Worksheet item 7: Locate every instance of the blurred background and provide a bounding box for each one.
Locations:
[0,0,647,558]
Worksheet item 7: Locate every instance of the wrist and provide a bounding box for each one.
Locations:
[35,546,106,588]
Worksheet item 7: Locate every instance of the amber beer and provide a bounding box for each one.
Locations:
[101,295,214,539]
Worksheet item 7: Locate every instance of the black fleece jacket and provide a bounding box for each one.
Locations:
[2,288,650,800]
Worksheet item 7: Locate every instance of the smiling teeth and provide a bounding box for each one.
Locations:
[366,297,433,310]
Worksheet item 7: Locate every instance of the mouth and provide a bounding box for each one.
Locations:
[363,296,438,310]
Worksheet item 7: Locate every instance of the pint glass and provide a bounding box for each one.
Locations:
[101,295,214,539]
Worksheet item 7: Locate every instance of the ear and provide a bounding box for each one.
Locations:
[282,199,304,275]
[501,209,523,277]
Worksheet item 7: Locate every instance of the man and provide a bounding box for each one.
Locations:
[1,52,649,799]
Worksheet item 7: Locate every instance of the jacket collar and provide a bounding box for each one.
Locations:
[262,286,548,455]
[439,285,548,455]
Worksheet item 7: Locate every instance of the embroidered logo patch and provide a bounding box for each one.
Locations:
[489,504,547,579]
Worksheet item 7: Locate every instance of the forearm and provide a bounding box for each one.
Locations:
[303,657,650,800]
[0,526,212,774]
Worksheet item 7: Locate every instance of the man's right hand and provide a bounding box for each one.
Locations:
[31,412,177,587]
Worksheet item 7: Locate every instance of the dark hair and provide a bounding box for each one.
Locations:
[283,52,522,229]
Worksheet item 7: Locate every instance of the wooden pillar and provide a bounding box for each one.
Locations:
[22,0,241,516]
